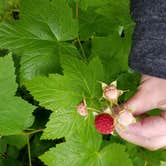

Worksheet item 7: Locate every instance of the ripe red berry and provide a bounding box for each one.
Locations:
[77,101,87,117]
[94,113,114,134]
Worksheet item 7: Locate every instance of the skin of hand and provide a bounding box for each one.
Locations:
[114,74,166,151]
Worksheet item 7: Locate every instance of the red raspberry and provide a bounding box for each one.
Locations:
[94,113,114,134]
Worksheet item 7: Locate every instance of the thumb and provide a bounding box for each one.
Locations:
[113,87,156,116]
[122,88,155,115]
[116,74,166,115]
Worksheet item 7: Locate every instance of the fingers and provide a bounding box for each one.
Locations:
[161,110,166,120]
[115,125,166,150]
[116,114,166,137]
[113,74,166,150]
[122,92,147,115]
[157,100,166,111]
[113,74,166,115]
[115,114,166,150]
[112,89,155,116]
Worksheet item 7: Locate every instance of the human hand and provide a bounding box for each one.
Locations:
[114,74,166,150]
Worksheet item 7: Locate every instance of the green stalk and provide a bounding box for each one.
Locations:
[87,107,101,113]
[76,0,79,19]
[27,136,32,166]
[77,37,86,60]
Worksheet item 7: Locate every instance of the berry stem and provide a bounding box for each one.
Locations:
[109,101,113,109]
[87,107,101,113]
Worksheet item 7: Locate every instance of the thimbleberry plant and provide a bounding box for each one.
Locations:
[0,0,165,166]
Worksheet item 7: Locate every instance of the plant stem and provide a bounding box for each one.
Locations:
[76,0,79,19]
[27,136,32,166]
[87,107,101,113]
[109,101,113,109]
[144,160,148,166]
[21,129,44,166]
[27,128,44,135]
[23,128,44,136]
[77,37,86,60]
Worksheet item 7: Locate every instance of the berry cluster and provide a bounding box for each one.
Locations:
[77,81,136,135]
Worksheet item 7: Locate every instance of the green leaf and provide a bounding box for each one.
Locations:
[0,0,78,50]
[0,158,22,166]
[0,0,78,48]
[19,50,60,83]
[30,133,55,157]
[124,143,145,166]
[161,161,166,166]
[40,123,132,166]
[0,94,34,136]
[0,54,35,135]
[0,19,57,54]
[0,52,17,96]
[96,0,134,30]
[26,56,104,111]
[61,55,104,98]
[68,0,109,10]
[117,72,141,90]
[25,74,82,111]
[78,0,134,39]
[79,8,115,39]
[3,135,27,149]
[19,42,79,83]
[91,32,133,81]
[99,144,133,166]
[0,138,7,154]
[0,0,8,20]
[117,72,141,102]
[26,56,104,139]
[139,149,164,166]
[0,0,79,82]
[7,145,20,158]
[40,121,102,166]
[161,151,166,161]
[41,109,84,139]
[79,0,109,10]
[21,0,78,41]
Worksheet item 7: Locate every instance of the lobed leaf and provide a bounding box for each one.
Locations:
[26,56,104,139]
[0,0,79,82]
[91,32,133,81]
[0,54,35,136]
[40,123,132,166]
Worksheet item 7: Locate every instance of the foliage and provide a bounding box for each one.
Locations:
[0,0,165,166]
[0,54,34,135]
